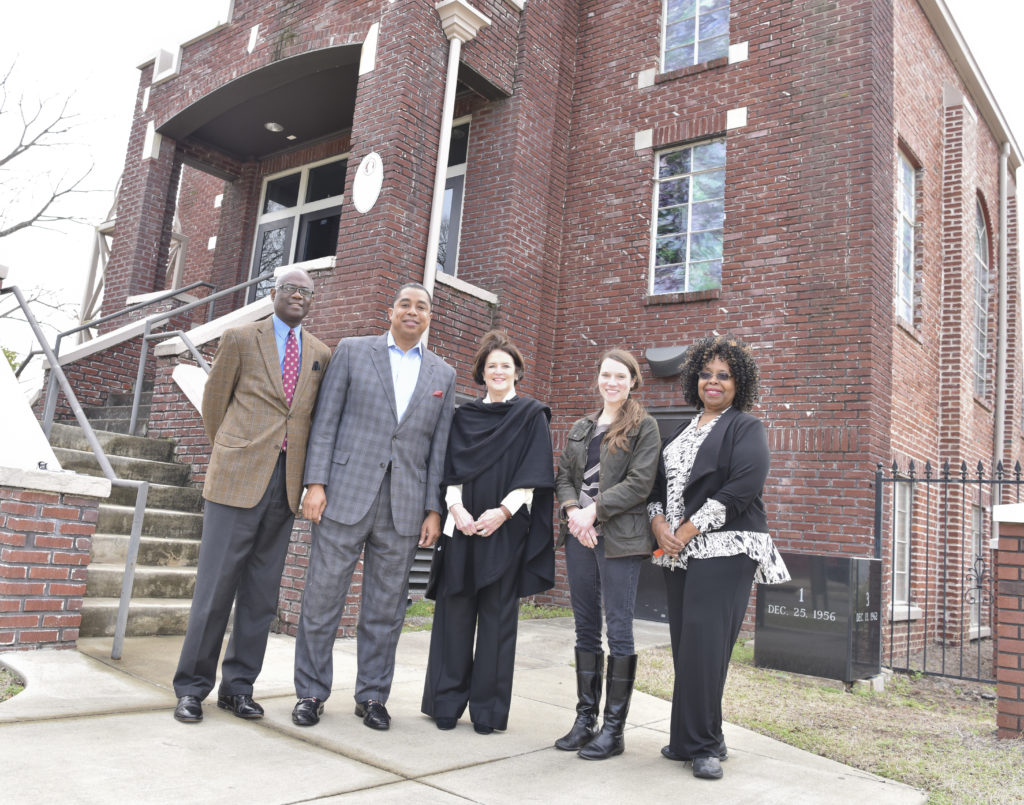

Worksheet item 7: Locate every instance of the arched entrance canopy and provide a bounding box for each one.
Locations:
[158,46,362,161]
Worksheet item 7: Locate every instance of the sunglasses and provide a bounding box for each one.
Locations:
[276,283,314,299]
[698,371,732,382]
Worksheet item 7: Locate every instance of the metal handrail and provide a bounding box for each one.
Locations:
[1,285,149,661]
[127,271,273,433]
[13,270,274,658]
[39,280,217,437]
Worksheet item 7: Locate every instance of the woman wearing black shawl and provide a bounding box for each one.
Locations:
[422,330,555,734]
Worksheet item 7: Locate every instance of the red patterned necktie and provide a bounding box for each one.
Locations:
[283,329,299,406]
[282,329,299,449]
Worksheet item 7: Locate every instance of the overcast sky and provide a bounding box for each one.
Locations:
[1,0,1021,370]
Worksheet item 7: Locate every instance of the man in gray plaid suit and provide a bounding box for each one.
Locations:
[292,282,456,730]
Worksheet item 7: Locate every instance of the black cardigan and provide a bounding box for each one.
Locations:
[648,407,770,534]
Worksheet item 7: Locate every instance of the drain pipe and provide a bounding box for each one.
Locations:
[994,142,1009,478]
[422,0,490,301]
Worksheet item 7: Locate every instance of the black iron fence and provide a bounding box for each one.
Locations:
[874,459,1023,684]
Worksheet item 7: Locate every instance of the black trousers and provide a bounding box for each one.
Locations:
[421,565,520,730]
[173,453,294,699]
[663,554,757,759]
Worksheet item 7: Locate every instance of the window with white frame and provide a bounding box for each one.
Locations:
[895,153,917,322]
[437,120,470,276]
[249,156,349,299]
[893,480,912,604]
[662,0,730,73]
[972,201,990,396]
[651,139,726,295]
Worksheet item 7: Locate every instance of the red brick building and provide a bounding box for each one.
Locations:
[71,0,1021,644]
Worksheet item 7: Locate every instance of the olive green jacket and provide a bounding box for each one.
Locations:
[554,413,661,557]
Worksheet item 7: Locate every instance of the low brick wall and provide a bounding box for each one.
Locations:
[995,518,1024,739]
[0,471,110,651]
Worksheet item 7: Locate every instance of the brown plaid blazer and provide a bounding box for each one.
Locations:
[201,317,331,514]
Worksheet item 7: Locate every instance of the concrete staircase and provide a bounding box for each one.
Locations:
[78,381,154,436]
[48,422,202,637]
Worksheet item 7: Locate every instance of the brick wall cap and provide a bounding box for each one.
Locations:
[0,468,111,499]
[994,503,1024,524]
[125,290,200,307]
[45,310,168,368]
[155,295,273,357]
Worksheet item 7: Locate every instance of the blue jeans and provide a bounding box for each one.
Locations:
[565,534,645,656]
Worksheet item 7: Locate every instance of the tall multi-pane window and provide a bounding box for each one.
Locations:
[972,201,990,396]
[894,481,912,604]
[437,120,470,276]
[895,153,916,322]
[651,139,726,295]
[662,0,730,72]
[250,156,348,299]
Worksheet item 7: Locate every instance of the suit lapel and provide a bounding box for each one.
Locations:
[257,318,286,403]
[370,335,399,421]
[400,350,435,428]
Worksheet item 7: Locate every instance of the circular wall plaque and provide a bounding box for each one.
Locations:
[352,151,383,214]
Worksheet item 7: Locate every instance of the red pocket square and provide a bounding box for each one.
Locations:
[433,390,444,397]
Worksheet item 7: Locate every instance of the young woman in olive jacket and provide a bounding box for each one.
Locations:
[553,349,661,760]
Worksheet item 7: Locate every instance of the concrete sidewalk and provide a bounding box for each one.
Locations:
[0,617,925,804]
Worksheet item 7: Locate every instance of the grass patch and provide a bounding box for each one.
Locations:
[635,640,1024,804]
[519,603,574,619]
[401,600,572,632]
[0,665,24,703]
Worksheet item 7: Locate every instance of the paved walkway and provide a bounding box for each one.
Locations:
[0,618,925,804]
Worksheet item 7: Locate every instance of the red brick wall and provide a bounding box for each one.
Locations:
[996,519,1024,738]
[888,0,1021,644]
[147,356,214,485]
[0,486,99,650]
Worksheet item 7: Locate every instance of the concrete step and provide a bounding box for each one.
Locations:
[48,422,175,462]
[85,563,196,599]
[108,481,203,513]
[79,418,149,436]
[78,597,192,637]
[81,404,153,425]
[90,533,201,567]
[107,387,154,407]
[97,504,203,540]
[53,447,191,486]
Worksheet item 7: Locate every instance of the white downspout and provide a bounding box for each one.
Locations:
[994,142,1009,476]
[422,0,491,299]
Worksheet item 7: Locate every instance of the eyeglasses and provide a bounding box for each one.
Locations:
[698,371,732,382]
[276,283,313,299]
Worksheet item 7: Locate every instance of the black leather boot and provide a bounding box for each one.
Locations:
[554,648,604,750]
[577,653,637,760]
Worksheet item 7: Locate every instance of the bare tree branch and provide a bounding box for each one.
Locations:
[0,63,94,240]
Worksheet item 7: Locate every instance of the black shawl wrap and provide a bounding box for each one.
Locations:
[426,394,555,599]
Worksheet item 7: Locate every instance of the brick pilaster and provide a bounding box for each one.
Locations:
[995,519,1024,738]
[0,487,100,651]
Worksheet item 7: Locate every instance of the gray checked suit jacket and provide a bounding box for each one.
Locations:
[303,333,456,535]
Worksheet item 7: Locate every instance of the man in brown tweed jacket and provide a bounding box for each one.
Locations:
[173,268,331,724]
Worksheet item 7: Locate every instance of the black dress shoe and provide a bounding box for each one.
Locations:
[355,699,390,730]
[292,697,325,727]
[435,717,458,730]
[217,693,264,719]
[173,695,203,723]
[661,743,727,761]
[473,723,494,735]
[692,756,724,780]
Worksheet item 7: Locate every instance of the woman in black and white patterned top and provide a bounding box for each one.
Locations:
[647,335,789,781]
